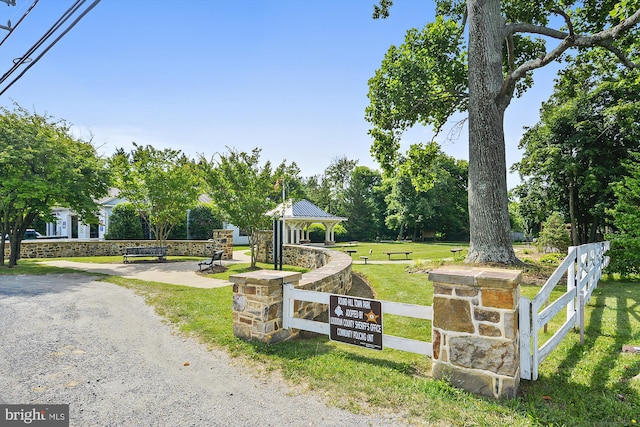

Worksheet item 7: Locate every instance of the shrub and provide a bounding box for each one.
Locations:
[605,235,640,277]
[308,223,347,243]
[105,203,143,240]
[536,212,571,254]
[539,253,565,264]
[188,204,222,240]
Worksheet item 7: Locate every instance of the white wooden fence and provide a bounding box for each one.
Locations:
[520,241,610,380]
[282,283,433,356]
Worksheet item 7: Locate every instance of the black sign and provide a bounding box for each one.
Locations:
[329,295,383,350]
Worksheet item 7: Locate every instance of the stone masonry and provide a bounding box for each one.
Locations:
[230,270,302,343]
[428,267,522,399]
[231,243,352,344]
[2,229,234,260]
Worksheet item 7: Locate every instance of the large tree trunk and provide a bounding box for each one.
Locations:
[465,0,518,264]
[8,236,21,267]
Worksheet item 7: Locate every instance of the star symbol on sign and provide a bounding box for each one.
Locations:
[364,310,379,323]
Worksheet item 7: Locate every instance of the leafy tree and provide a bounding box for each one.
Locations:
[416,153,469,241]
[508,193,525,234]
[188,204,222,240]
[110,144,201,246]
[367,1,640,264]
[105,202,144,240]
[303,174,333,213]
[200,147,299,268]
[380,150,469,241]
[513,73,640,245]
[607,153,640,276]
[512,179,556,240]
[343,166,383,241]
[0,105,109,267]
[383,170,420,240]
[537,212,571,254]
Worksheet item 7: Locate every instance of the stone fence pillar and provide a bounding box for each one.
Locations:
[230,270,302,343]
[428,267,522,399]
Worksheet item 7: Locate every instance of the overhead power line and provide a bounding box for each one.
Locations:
[0,0,101,96]
[0,0,39,48]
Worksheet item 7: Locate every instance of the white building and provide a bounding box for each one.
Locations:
[48,189,124,239]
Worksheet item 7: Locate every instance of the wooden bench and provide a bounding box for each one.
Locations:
[198,250,224,271]
[450,248,464,255]
[123,246,167,263]
[383,251,412,260]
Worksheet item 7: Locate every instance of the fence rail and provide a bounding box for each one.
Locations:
[520,241,610,380]
[282,283,433,356]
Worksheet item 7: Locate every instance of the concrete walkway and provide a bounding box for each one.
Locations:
[42,250,252,288]
[41,251,430,287]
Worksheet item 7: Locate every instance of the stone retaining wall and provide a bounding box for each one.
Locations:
[2,229,234,260]
[230,230,526,400]
[231,241,352,343]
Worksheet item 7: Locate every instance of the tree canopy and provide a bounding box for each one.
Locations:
[0,105,109,267]
[367,0,640,263]
[606,153,640,276]
[200,147,300,268]
[110,144,201,246]
[513,68,640,245]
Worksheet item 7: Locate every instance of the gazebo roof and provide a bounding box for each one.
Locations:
[268,199,347,221]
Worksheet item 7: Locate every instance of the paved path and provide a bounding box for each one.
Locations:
[41,250,253,288]
[41,250,426,287]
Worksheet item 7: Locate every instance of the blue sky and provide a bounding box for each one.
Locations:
[0,1,560,188]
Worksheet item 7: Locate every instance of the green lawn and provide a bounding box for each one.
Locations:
[102,247,640,426]
[2,244,639,425]
[330,241,468,262]
[201,262,309,281]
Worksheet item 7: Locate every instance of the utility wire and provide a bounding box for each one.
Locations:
[0,0,39,48]
[0,0,101,96]
[0,0,87,85]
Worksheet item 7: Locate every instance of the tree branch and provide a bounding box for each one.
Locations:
[500,8,640,101]
[551,8,574,39]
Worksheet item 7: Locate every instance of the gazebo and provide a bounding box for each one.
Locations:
[268,199,347,245]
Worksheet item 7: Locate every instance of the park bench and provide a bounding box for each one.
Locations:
[198,250,224,271]
[450,248,464,255]
[359,249,373,264]
[123,246,167,263]
[383,251,412,260]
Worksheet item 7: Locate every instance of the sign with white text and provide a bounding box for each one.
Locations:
[329,295,383,350]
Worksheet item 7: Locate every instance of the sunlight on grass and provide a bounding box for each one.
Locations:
[15,242,638,426]
[201,262,309,281]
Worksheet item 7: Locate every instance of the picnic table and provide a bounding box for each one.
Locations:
[383,251,412,260]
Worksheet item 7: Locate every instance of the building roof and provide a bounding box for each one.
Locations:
[268,199,347,221]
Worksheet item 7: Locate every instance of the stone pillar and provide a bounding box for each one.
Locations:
[230,270,302,343]
[428,267,521,399]
[211,229,234,259]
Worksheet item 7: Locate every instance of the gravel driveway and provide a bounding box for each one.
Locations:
[0,274,402,426]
